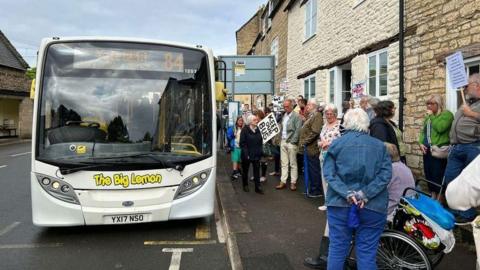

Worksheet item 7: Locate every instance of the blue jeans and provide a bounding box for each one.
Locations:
[444,143,480,220]
[307,154,322,195]
[327,206,386,270]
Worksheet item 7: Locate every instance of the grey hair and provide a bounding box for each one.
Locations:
[369,97,380,107]
[324,103,338,115]
[343,108,370,132]
[427,94,445,114]
[470,73,480,84]
[307,98,318,108]
[246,114,256,125]
[360,96,369,103]
[284,98,294,105]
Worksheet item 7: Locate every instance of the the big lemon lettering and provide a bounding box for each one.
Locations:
[113,173,129,188]
[94,173,112,186]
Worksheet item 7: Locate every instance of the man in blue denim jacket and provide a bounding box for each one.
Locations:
[323,108,392,270]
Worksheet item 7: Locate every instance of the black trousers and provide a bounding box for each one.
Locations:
[241,159,260,188]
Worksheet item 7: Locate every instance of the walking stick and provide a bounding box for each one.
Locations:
[303,146,310,197]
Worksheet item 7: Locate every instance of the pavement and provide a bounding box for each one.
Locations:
[215,149,477,270]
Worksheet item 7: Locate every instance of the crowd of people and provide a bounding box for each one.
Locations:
[222,73,480,269]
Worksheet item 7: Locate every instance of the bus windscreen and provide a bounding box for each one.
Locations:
[37,41,212,169]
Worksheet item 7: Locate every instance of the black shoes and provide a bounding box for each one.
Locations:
[231,170,241,180]
[303,257,326,269]
[255,187,264,194]
[304,236,329,269]
[243,185,264,194]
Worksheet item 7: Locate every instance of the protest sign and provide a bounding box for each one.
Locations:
[258,113,280,143]
[446,52,468,90]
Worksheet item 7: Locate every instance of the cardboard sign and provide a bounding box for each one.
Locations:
[446,51,468,90]
[258,113,280,143]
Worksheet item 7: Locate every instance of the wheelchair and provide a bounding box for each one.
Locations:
[375,181,451,270]
[344,181,452,270]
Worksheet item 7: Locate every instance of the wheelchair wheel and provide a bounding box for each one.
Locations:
[425,247,444,267]
[377,230,432,270]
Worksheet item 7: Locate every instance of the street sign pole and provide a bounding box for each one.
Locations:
[231,61,236,101]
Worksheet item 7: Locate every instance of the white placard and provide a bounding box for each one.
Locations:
[446,51,468,89]
[279,78,288,93]
[234,61,246,76]
[258,113,280,143]
[228,101,239,127]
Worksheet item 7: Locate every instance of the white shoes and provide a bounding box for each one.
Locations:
[250,176,267,182]
[318,205,327,211]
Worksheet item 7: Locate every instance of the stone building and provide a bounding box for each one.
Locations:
[285,0,400,114]
[0,30,32,138]
[235,0,289,108]
[403,0,480,175]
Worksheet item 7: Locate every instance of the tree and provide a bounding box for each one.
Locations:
[26,67,36,79]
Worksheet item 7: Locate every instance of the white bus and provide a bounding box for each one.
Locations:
[31,37,218,226]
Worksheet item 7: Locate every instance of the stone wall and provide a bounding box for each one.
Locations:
[404,0,480,175]
[244,1,289,96]
[18,97,33,138]
[286,0,399,104]
[0,66,30,93]
[236,11,261,55]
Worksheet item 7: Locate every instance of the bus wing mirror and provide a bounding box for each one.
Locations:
[215,81,226,102]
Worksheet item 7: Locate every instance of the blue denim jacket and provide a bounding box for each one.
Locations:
[323,131,392,214]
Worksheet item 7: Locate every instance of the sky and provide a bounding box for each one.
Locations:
[0,0,266,67]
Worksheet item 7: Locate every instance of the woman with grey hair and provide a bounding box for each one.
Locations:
[239,114,264,194]
[318,104,341,210]
[418,94,454,199]
[322,108,391,269]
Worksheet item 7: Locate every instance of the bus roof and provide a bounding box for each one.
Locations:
[39,36,212,54]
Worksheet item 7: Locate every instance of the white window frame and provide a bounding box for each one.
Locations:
[329,69,335,104]
[446,55,480,114]
[304,75,316,100]
[270,37,279,67]
[267,0,273,29]
[262,14,267,35]
[367,48,389,97]
[329,67,343,110]
[304,0,317,40]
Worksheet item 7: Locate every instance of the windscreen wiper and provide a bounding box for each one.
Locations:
[59,162,115,175]
[92,153,184,171]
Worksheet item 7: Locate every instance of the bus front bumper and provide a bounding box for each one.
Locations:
[31,170,215,226]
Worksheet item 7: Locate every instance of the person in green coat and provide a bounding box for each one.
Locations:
[418,94,454,200]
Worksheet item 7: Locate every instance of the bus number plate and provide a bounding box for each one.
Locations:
[105,214,146,224]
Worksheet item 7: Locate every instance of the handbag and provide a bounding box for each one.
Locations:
[426,119,450,159]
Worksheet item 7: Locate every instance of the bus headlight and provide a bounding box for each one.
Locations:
[174,169,212,200]
[35,174,79,204]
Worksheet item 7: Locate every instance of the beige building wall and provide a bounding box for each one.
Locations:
[286,0,399,110]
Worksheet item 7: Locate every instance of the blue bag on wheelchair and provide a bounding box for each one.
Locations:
[404,193,455,230]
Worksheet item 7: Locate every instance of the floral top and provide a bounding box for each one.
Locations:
[320,121,341,144]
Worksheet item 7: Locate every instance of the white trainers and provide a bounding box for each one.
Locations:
[318,205,327,211]
[260,177,266,182]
